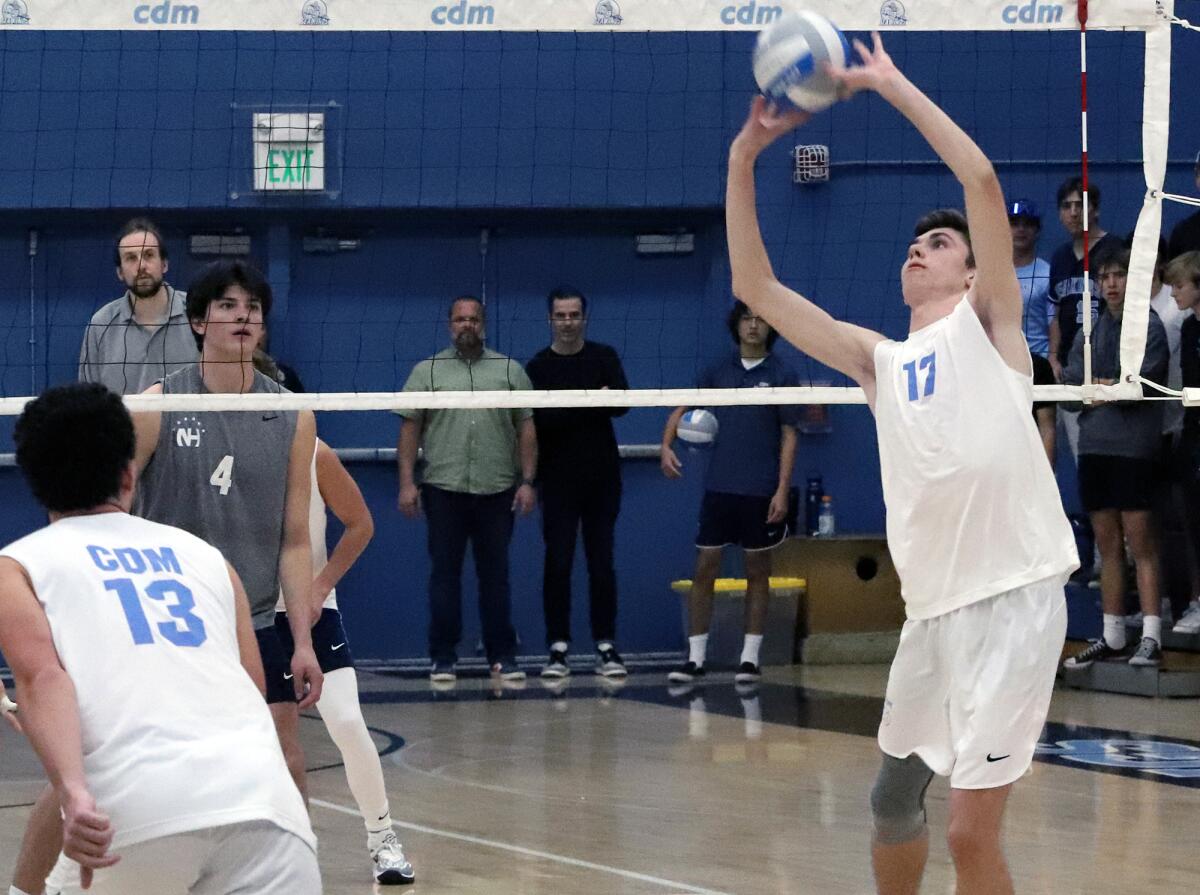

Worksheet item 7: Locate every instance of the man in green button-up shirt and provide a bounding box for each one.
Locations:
[397,296,537,683]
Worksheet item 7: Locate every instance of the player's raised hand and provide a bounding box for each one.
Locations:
[60,787,119,889]
[733,95,812,157]
[828,31,900,98]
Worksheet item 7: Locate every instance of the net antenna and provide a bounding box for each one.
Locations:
[793,145,830,185]
[1119,0,1175,401]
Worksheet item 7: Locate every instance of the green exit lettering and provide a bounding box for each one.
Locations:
[266,148,315,185]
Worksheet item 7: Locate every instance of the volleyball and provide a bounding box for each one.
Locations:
[677,409,719,445]
[752,10,851,113]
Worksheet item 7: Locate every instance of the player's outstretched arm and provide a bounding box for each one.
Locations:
[835,34,1024,362]
[313,439,374,608]
[0,559,119,885]
[728,98,884,391]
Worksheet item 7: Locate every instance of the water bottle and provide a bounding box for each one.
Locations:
[805,475,823,536]
[817,495,836,537]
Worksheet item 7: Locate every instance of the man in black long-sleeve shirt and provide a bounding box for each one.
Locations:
[526,286,630,680]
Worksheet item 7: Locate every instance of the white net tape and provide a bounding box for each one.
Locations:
[0,384,1122,415]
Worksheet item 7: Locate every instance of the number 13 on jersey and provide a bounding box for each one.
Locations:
[902,352,937,402]
[210,455,234,495]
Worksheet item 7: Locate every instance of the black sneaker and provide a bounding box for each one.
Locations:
[1062,639,1122,669]
[491,660,526,681]
[734,661,762,683]
[429,661,457,683]
[668,661,705,683]
[595,645,627,678]
[541,649,570,679]
[1128,636,1162,667]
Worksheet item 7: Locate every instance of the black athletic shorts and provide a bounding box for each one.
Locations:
[255,625,297,705]
[276,608,355,675]
[1078,454,1157,512]
[695,490,788,551]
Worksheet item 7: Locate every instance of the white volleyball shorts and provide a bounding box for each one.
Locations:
[878,574,1067,789]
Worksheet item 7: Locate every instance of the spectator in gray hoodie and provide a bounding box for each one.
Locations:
[1062,244,1169,670]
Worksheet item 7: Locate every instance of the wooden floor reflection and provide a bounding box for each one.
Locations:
[2,664,1198,894]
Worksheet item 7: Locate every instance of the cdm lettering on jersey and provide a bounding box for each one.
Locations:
[87,545,182,576]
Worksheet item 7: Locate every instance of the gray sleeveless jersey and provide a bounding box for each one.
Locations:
[136,365,298,627]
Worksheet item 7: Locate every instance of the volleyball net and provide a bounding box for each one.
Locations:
[0,0,1189,432]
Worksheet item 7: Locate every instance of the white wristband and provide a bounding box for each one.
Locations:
[0,694,17,714]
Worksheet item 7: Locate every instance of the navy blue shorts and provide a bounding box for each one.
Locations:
[696,490,788,551]
[1078,454,1157,512]
[255,625,296,705]
[275,608,355,675]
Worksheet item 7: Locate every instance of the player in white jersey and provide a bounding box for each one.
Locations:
[272,438,415,885]
[0,383,320,894]
[726,35,1077,895]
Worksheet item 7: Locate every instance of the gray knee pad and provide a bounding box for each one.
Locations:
[870,753,935,845]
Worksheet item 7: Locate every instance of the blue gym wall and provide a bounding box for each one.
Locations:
[0,25,1197,660]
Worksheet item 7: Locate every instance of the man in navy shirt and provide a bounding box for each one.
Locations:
[1047,177,1122,381]
[661,301,800,685]
[1046,177,1123,475]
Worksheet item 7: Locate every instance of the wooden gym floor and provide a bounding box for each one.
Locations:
[2,663,1198,894]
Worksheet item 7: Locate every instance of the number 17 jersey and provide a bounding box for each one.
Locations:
[872,298,1078,620]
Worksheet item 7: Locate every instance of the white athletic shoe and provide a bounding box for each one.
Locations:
[371,831,415,885]
[1173,600,1200,635]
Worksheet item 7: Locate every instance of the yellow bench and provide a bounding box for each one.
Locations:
[670,577,806,666]
[669,576,807,594]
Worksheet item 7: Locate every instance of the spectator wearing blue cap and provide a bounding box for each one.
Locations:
[1167,151,1200,261]
[1010,199,1052,358]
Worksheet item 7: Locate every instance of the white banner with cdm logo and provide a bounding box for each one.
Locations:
[0,0,1164,32]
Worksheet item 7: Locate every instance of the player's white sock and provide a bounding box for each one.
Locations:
[367,820,395,851]
[315,668,391,838]
[688,634,708,667]
[1142,614,1162,644]
[1103,613,1127,650]
[550,640,569,654]
[740,634,764,667]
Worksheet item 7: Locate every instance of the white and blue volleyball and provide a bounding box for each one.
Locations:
[753,10,851,113]
[677,409,719,445]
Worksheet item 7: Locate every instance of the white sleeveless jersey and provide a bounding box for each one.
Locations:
[873,298,1078,619]
[276,444,335,614]
[0,513,315,851]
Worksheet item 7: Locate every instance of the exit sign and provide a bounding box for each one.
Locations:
[253,113,325,192]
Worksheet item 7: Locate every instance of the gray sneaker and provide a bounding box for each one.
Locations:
[1128,636,1162,667]
[595,645,627,677]
[371,832,415,885]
